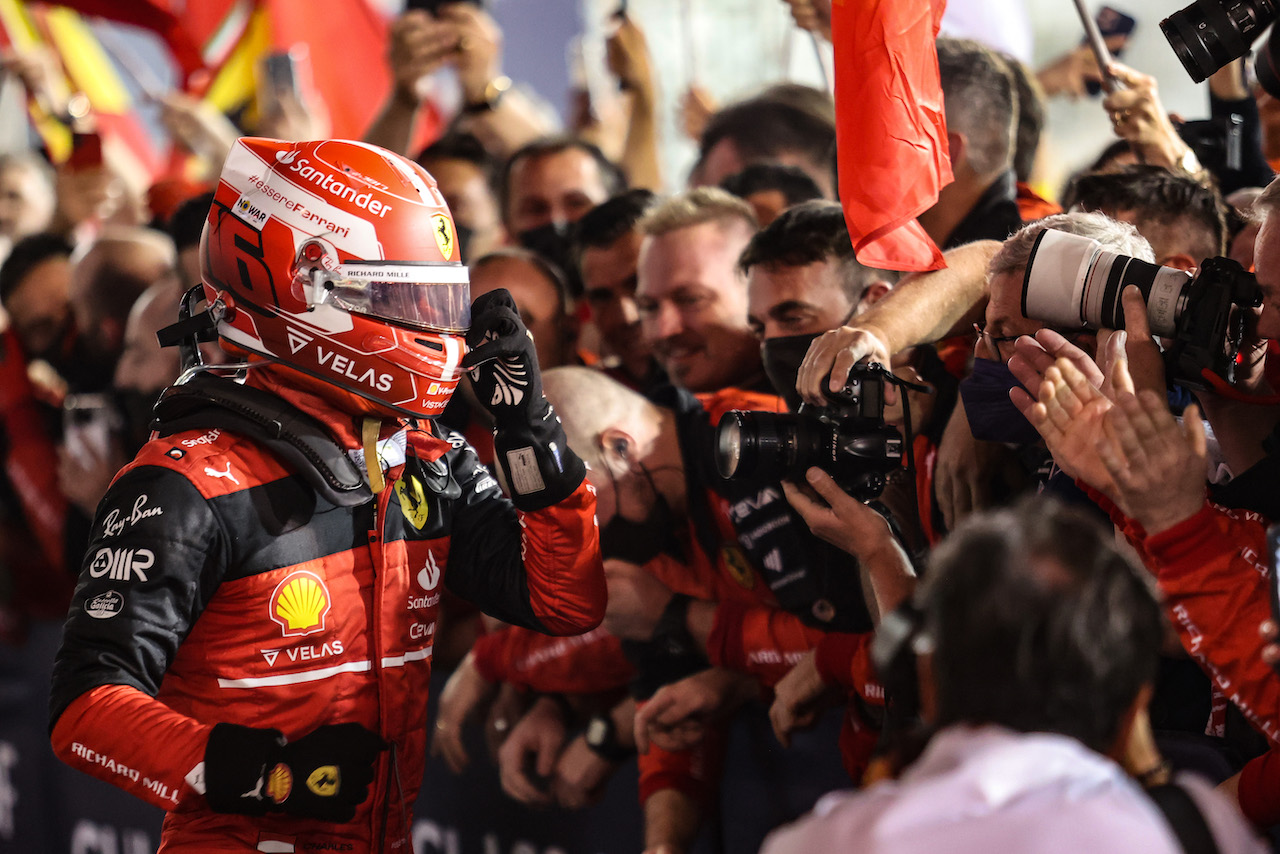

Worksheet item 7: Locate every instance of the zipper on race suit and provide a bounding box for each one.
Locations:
[368,482,396,848]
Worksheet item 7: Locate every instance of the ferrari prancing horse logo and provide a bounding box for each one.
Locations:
[431,213,455,260]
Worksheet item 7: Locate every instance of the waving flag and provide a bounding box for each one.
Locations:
[833,0,952,272]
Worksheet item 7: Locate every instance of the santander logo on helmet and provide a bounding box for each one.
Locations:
[200,137,470,419]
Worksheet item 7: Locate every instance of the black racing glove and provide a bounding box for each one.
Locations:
[461,288,586,511]
[204,722,385,822]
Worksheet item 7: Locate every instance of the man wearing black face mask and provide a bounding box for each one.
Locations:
[500,135,626,297]
[741,202,895,411]
[742,201,954,547]
[955,211,1155,510]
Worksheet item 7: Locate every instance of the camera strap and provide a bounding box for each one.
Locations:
[1146,782,1220,854]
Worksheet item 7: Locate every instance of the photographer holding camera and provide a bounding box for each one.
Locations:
[1004,172,1280,829]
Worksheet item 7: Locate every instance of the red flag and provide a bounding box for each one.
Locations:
[833,0,952,272]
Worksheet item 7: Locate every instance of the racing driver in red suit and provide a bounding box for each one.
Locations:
[47,137,606,853]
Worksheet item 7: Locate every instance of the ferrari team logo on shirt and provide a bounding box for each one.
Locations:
[307,765,341,797]
[720,544,757,590]
[270,570,332,637]
[396,475,430,530]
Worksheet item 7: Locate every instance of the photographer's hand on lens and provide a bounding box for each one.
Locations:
[1106,286,1168,399]
[497,694,567,807]
[781,468,895,563]
[1098,390,1208,534]
[204,722,385,821]
[783,467,915,617]
[769,649,836,749]
[795,324,894,408]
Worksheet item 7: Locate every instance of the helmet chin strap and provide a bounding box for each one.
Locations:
[361,417,387,494]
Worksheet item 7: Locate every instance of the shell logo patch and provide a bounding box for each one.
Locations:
[265,762,293,804]
[431,213,455,260]
[396,475,429,530]
[720,544,757,590]
[270,570,332,637]
[307,765,341,797]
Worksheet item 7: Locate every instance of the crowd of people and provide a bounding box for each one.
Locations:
[5,0,1280,852]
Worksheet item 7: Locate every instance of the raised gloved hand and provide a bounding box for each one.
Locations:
[461,288,585,510]
[204,722,385,822]
[462,288,544,425]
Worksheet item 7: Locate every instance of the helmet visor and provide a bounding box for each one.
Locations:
[324,262,471,332]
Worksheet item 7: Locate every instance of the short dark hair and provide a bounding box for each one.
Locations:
[575,189,657,252]
[1001,52,1046,183]
[499,135,626,222]
[699,92,836,185]
[1064,165,1228,259]
[167,191,215,253]
[572,188,656,275]
[936,38,1015,177]
[417,131,500,190]
[720,163,823,209]
[920,497,1164,754]
[470,247,572,317]
[738,200,893,303]
[0,232,72,307]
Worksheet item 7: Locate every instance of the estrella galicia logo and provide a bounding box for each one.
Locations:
[84,590,124,620]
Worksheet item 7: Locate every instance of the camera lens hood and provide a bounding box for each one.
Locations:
[1022,229,1097,330]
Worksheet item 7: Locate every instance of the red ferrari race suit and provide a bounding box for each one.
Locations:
[1084,490,1280,827]
[48,374,605,853]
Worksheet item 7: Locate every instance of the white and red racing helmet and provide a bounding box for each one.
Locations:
[200,137,468,419]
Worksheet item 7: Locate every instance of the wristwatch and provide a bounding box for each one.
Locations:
[584,713,634,762]
[462,75,512,115]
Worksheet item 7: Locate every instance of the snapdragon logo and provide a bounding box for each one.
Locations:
[276,150,392,217]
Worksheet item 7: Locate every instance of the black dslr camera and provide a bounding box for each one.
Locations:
[713,363,903,500]
[1023,229,1262,389]
[1161,0,1280,97]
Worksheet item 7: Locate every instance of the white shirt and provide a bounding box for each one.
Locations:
[762,726,1265,854]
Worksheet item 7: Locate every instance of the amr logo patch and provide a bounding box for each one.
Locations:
[270,570,332,637]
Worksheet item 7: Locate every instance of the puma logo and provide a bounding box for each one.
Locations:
[204,462,241,485]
